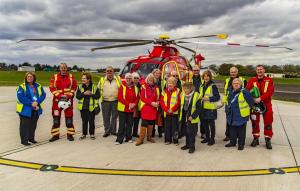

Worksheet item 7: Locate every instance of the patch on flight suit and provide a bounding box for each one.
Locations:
[53,110,60,116]
[251,114,256,121]
[266,125,272,130]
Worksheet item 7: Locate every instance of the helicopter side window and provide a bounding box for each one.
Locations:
[136,63,159,78]
[120,62,135,77]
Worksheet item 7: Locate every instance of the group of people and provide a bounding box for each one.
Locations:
[16,63,275,154]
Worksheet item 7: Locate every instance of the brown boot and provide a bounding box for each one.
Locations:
[147,126,155,143]
[136,127,146,146]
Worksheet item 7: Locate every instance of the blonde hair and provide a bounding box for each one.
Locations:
[202,70,212,80]
[167,77,177,85]
[145,73,155,84]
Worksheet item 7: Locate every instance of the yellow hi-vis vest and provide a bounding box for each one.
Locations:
[139,84,159,110]
[223,77,245,103]
[179,92,200,124]
[199,85,216,110]
[238,91,250,117]
[16,83,43,113]
[161,88,180,117]
[77,84,99,112]
[117,85,139,112]
[98,75,121,102]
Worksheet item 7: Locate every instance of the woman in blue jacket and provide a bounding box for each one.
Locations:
[225,78,254,150]
[200,70,220,146]
[16,72,46,146]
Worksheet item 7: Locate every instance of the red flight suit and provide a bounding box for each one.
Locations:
[246,76,274,139]
[49,72,77,137]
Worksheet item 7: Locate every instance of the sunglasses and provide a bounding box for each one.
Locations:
[193,70,199,72]
[134,77,140,79]
[172,75,178,77]
[106,70,113,73]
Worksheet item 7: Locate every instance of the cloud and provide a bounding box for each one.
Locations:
[0,0,299,69]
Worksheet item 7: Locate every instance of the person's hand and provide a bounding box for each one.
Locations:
[31,101,38,107]
[84,90,92,96]
[151,102,159,108]
[202,96,209,101]
[188,116,193,121]
[129,103,135,109]
[254,97,261,103]
[168,109,173,114]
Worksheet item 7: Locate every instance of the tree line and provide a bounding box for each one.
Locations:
[0,62,120,73]
[209,63,300,78]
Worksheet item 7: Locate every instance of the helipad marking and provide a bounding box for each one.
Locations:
[0,157,299,177]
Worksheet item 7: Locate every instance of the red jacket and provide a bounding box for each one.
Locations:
[49,72,77,100]
[118,84,139,113]
[140,83,159,120]
[160,87,181,115]
[246,76,274,103]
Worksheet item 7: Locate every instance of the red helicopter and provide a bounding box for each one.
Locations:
[19,33,292,83]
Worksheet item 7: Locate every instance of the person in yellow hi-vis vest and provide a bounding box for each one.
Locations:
[76,72,100,140]
[160,77,181,145]
[179,82,201,154]
[223,66,247,142]
[16,72,46,146]
[225,78,254,151]
[98,66,121,138]
[115,73,139,145]
[199,70,220,146]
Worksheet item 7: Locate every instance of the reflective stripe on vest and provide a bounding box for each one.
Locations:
[98,75,121,102]
[253,80,269,94]
[139,85,159,111]
[162,89,180,117]
[238,91,250,117]
[179,92,200,124]
[16,83,43,113]
[77,84,99,112]
[199,85,216,110]
[117,85,138,112]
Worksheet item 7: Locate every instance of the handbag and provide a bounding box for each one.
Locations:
[94,103,101,115]
[214,99,224,109]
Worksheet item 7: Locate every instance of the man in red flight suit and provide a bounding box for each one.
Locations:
[49,63,77,142]
[246,65,274,149]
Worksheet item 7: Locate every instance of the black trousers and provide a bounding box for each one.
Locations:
[132,117,140,136]
[117,111,133,143]
[179,112,187,138]
[80,109,95,135]
[186,123,198,149]
[164,115,179,143]
[225,122,230,138]
[230,123,247,146]
[19,110,39,144]
[202,119,216,140]
[199,119,205,135]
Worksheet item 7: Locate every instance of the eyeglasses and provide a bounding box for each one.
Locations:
[193,70,199,72]
[172,75,178,77]
[106,70,113,73]
[134,77,140,79]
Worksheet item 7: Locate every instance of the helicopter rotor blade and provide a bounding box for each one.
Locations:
[174,33,228,41]
[91,41,153,51]
[177,41,293,51]
[17,38,151,43]
[174,43,196,54]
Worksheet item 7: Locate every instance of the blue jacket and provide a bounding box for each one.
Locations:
[200,81,220,120]
[227,88,254,126]
[17,82,46,117]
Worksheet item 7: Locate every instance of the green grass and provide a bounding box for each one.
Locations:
[0,71,103,86]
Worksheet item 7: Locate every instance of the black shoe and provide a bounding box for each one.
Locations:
[265,138,272,150]
[21,142,31,146]
[28,140,37,144]
[188,148,195,153]
[250,138,259,147]
[90,135,96,140]
[79,135,86,140]
[111,132,117,136]
[181,145,189,150]
[223,137,230,142]
[208,139,215,146]
[67,135,74,141]
[201,139,209,144]
[200,134,206,139]
[238,145,244,150]
[173,140,179,145]
[152,129,156,138]
[158,133,162,138]
[225,142,236,147]
[49,136,59,142]
[103,133,110,137]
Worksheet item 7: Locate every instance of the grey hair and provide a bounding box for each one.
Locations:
[230,66,238,72]
[132,72,140,79]
[125,73,133,79]
[232,77,242,84]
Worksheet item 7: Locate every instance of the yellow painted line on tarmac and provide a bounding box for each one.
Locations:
[0,157,299,177]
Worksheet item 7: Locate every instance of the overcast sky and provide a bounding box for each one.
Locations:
[0,0,299,69]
